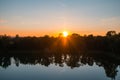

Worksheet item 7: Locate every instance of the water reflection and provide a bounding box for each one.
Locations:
[0,51,120,79]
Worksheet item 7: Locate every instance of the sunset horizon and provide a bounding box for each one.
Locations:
[0,29,117,37]
[0,0,120,37]
[0,0,120,80]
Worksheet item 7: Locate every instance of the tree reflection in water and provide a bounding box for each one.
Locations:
[0,51,120,80]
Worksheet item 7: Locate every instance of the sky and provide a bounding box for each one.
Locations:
[0,0,120,36]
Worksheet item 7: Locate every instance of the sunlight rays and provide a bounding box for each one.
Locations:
[63,31,68,37]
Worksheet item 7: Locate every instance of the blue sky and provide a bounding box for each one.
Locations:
[0,0,120,36]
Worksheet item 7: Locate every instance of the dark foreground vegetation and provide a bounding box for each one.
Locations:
[0,31,120,79]
[0,31,120,54]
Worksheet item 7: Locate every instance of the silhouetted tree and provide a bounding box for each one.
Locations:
[106,31,116,37]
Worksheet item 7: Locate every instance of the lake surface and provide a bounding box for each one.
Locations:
[0,52,120,80]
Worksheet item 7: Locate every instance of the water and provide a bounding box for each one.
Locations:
[0,52,120,80]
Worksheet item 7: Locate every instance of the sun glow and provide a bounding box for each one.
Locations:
[63,31,68,37]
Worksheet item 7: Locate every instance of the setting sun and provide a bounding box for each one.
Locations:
[63,31,68,37]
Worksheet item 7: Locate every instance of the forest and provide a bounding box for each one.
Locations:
[0,31,120,54]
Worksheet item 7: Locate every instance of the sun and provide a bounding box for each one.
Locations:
[63,31,68,37]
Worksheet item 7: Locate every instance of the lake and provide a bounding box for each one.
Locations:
[0,51,120,80]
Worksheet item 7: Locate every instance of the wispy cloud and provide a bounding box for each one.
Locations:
[0,19,7,23]
[101,17,120,26]
[99,16,120,32]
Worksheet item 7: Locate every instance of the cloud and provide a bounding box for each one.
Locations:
[0,19,7,23]
[101,17,120,26]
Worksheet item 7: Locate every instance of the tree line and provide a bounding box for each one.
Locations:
[0,31,120,54]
